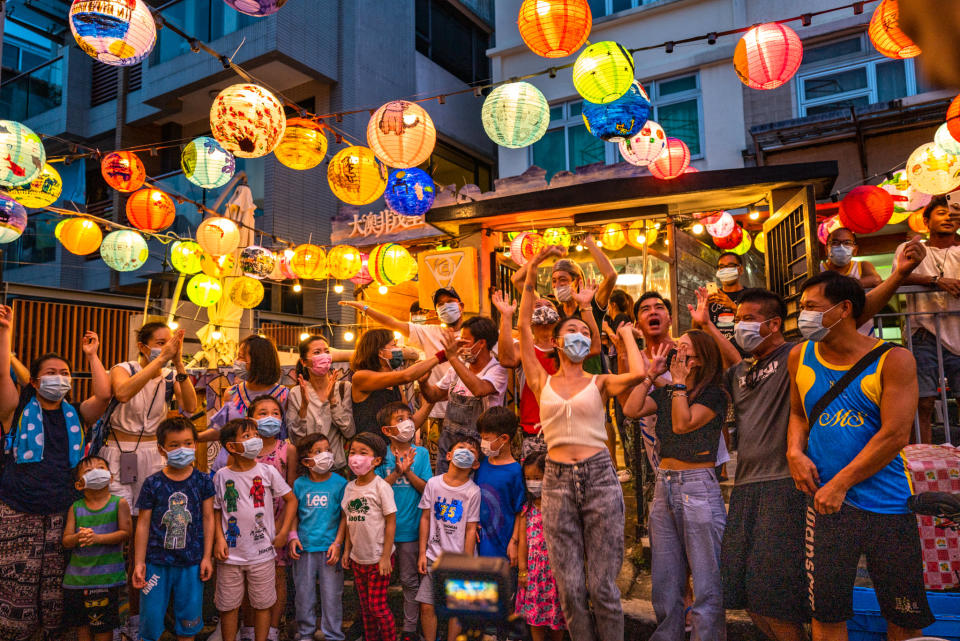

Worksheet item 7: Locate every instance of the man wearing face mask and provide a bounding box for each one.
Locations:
[820,228,882,288]
[420,317,509,474]
[709,252,749,354]
[787,271,933,641]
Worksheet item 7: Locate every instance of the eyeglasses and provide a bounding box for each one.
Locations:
[828,241,856,248]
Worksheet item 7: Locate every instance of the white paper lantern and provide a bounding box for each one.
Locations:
[702,212,735,238]
[69,0,157,66]
[481,82,550,148]
[210,84,286,158]
[905,142,960,195]
[935,123,960,156]
[0,120,45,188]
[196,216,240,256]
[619,120,666,167]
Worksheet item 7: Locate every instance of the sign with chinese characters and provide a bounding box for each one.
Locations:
[418,247,479,313]
[330,208,442,245]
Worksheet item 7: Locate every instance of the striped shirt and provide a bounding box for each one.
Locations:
[63,495,126,588]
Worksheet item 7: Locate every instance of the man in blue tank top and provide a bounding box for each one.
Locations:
[786,271,933,641]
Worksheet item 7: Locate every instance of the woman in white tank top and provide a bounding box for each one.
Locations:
[517,245,647,641]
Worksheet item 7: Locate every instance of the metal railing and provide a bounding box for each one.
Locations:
[0,56,63,121]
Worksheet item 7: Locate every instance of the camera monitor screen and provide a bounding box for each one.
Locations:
[443,578,499,614]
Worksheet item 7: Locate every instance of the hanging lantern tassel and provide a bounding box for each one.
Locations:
[167,272,186,328]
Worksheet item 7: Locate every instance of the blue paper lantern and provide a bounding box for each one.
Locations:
[582,81,651,142]
[384,168,436,216]
[182,137,236,189]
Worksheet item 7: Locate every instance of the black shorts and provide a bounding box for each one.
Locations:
[63,586,120,633]
[721,478,809,623]
[803,501,934,629]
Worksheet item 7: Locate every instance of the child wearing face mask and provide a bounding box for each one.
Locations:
[288,434,347,641]
[374,402,432,641]
[475,407,525,564]
[62,456,132,641]
[416,437,481,641]
[213,419,296,641]
[341,432,398,641]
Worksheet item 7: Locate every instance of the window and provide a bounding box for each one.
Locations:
[530,100,612,181]
[150,0,257,65]
[587,0,657,18]
[421,140,493,192]
[797,34,924,117]
[646,74,702,157]
[416,0,491,85]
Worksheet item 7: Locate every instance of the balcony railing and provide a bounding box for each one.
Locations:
[0,56,63,121]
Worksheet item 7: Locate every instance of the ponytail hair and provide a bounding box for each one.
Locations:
[295,334,329,381]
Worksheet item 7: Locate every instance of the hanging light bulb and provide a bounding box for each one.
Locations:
[211,328,222,340]
[293,280,302,293]
[749,208,761,220]
[334,282,344,294]
[393,331,402,340]
[692,223,704,235]
[344,331,355,342]
[378,285,388,295]
[284,248,295,260]
[596,240,603,248]
[654,222,661,229]
[575,244,584,252]
[299,332,310,341]
[167,320,179,330]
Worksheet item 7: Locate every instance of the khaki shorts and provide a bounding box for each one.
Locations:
[100,443,165,515]
[214,560,277,611]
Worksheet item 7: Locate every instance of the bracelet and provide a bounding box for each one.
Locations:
[518,570,528,579]
[435,349,447,364]
[362,304,370,313]
[672,391,687,399]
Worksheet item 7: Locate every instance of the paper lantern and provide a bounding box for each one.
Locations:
[731,231,752,255]
[186,274,222,307]
[879,169,931,217]
[6,163,61,208]
[239,245,276,279]
[582,81,650,142]
[649,138,690,180]
[542,227,571,247]
[274,118,328,170]
[0,194,27,243]
[0,121,45,188]
[754,231,766,253]
[170,240,203,274]
[384,168,435,217]
[370,243,417,286]
[326,245,362,280]
[868,0,920,59]
[839,186,894,234]
[734,23,803,90]
[69,0,156,66]
[210,84,286,158]
[908,210,929,234]
[713,225,743,251]
[702,211,735,238]
[367,101,436,169]
[229,276,265,308]
[906,143,960,195]
[481,82,550,148]
[947,94,960,142]
[601,223,626,251]
[182,137,235,189]
[223,0,285,17]
[817,216,842,245]
[509,232,545,266]
[626,221,648,249]
[200,252,235,279]
[55,219,66,240]
[351,253,373,286]
[619,121,666,167]
[59,218,102,255]
[935,123,960,156]
[645,227,659,245]
[101,151,145,192]
[126,188,175,232]
[291,244,326,280]
[517,0,591,58]
[572,41,635,104]
[100,229,148,272]
[327,146,387,205]
[196,217,240,256]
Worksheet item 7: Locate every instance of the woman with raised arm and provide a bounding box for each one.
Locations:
[518,245,645,641]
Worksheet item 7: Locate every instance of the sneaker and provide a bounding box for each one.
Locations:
[617,468,633,483]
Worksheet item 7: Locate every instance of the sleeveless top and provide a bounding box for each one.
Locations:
[539,376,607,450]
[797,340,913,514]
[353,385,401,434]
[110,361,172,437]
[64,494,126,588]
[519,346,559,435]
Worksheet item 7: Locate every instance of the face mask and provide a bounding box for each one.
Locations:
[232,360,249,380]
[165,446,196,469]
[437,302,462,325]
[562,333,592,363]
[256,416,282,438]
[309,451,335,474]
[553,284,573,303]
[451,447,476,469]
[526,480,542,497]
[411,313,427,324]
[460,343,481,364]
[238,437,263,459]
[480,438,502,458]
[349,454,375,476]
[37,375,71,402]
[829,245,854,267]
[149,347,163,362]
[531,305,560,326]
[308,353,332,376]
[797,302,842,342]
[383,348,404,370]
[392,419,416,442]
[733,320,771,353]
[716,267,740,283]
[82,468,111,490]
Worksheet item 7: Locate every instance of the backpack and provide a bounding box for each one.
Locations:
[86,363,174,457]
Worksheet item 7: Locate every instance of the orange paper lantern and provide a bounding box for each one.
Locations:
[648,138,690,180]
[517,0,592,58]
[125,188,176,232]
[908,210,929,234]
[734,23,803,90]
[839,186,894,234]
[868,0,920,59]
[367,101,437,169]
[947,94,960,142]
[59,217,103,255]
[101,151,146,192]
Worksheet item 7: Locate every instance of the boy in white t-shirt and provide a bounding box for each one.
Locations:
[417,436,481,641]
[213,419,296,641]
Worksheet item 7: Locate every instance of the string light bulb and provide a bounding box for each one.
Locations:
[378,285,388,295]
[596,240,603,248]
[211,328,222,340]
[344,331,355,342]
[749,208,761,220]
[334,283,344,294]
[692,223,704,235]
[393,331,402,340]
[293,280,302,293]
[167,320,179,330]
[299,332,310,341]
[575,244,584,252]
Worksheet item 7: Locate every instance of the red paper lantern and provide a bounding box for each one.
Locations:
[947,94,960,142]
[713,225,743,250]
[868,0,920,59]
[733,23,803,90]
[908,210,929,235]
[517,0,592,59]
[126,188,175,232]
[101,151,146,192]
[648,138,690,180]
[839,186,894,234]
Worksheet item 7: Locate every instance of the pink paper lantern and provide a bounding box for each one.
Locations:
[648,138,690,180]
[702,211,735,238]
[351,253,373,286]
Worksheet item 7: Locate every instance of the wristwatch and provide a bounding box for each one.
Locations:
[666,383,687,392]
[176,373,188,383]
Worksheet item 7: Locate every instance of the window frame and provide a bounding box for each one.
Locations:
[644,72,704,160]
[415,0,491,85]
[589,0,658,18]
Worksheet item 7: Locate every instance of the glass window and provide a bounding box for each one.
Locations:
[802,37,863,65]
[150,0,256,65]
[420,140,493,192]
[876,60,908,102]
[803,67,868,100]
[658,75,697,96]
[568,126,605,170]
[532,129,566,182]
[588,0,656,17]
[529,100,617,181]
[415,0,491,84]
[805,96,870,116]
[647,73,702,158]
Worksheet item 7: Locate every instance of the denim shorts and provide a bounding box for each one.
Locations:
[911,329,960,397]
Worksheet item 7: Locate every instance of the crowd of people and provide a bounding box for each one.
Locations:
[0,196,956,641]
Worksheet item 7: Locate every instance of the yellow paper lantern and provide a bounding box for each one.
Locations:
[170,240,203,274]
[645,227,659,245]
[6,163,61,208]
[209,84,286,158]
[55,219,67,240]
[200,252,236,279]
[100,230,148,272]
[731,231,753,255]
[367,101,437,168]
[327,146,388,205]
[572,41,635,104]
[186,274,222,307]
[754,231,766,253]
[196,216,240,256]
[59,217,102,255]
[326,245,363,280]
[542,227,571,247]
[601,223,626,251]
[291,244,327,279]
[229,276,265,309]
[370,243,417,286]
[274,118,328,170]
[626,220,648,249]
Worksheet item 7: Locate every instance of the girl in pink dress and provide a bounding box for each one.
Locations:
[516,452,566,640]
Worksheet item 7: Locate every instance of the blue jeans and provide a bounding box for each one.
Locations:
[139,563,204,641]
[292,550,344,641]
[541,451,624,641]
[650,468,727,641]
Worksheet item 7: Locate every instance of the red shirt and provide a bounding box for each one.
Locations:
[519,346,559,435]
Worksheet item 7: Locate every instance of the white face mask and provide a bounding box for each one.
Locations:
[797,302,842,342]
[82,468,112,490]
[392,419,416,442]
[480,437,502,458]
[733,319,772,353]
[716,267,740,283]
[437,302,462,325]
[829,245,854,267]
[553,284,573,302]
[308,452,335,474]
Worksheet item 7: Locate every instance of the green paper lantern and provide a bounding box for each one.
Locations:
[481,82,550,148]
[572,41,635,104]
[100,229,148,272]
[187,274,222,307]
[731,231,753,255]
[170,240,203,274]
[181,137,236,189]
